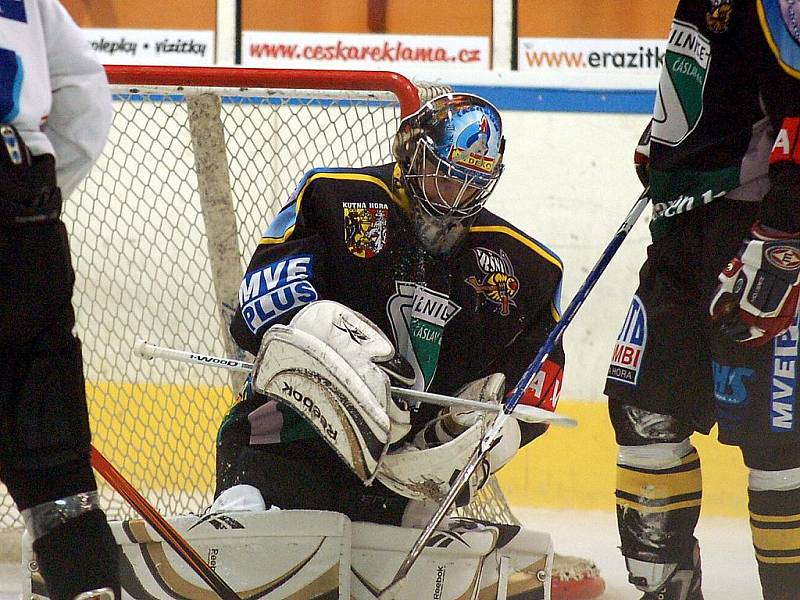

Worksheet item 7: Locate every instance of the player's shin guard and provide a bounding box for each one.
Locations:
[22,491,120,600]
[748,467,800,600]
[615,441,703,599]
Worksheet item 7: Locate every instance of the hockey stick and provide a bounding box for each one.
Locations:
[133,339,576,427]
[377,187,652,598]
[90,446,241,600]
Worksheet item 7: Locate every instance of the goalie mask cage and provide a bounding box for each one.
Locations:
[0,65,518,531]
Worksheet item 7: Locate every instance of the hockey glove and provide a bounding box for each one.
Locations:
[439,373,507,438]
[633,121,651,188]
[709,223,800,347]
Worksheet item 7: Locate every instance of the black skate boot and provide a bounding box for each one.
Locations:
[628,543,703,600]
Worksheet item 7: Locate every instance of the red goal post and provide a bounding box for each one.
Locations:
[0,66,516,532]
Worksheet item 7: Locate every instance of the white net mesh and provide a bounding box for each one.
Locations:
[0,68,516,529]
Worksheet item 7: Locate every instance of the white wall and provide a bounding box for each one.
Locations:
[492,111,652,401]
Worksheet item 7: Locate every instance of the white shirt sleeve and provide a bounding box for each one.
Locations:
[38,0,112,198]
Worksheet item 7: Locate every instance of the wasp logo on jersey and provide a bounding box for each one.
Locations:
[706,0,732,34]
[772,315,799,432]
[343,202,388,258]
[465,247,520,316]
[239,255,318,334]
[608,295,647,385]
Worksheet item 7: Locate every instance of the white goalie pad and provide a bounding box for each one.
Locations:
[352,518,553,600]
[253,301,411,481]
[22,511,352,600]
[21,511,552,600]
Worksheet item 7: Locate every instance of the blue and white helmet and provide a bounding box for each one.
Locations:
[393,93,505,253]
[393,93,505,220]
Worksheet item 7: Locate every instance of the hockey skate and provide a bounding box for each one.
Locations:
[550,553,606,600]
[631,544,703,600]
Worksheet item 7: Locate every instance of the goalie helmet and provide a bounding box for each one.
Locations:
[393,93,505,255]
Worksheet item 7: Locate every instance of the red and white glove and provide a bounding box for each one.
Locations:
[633,121,651,188]
[710,223,800,347]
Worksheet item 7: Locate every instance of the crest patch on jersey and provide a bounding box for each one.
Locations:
[465,247,520,316]
[651,20,711,147]
[343,201,388,258]
[238,255,318,335]
[607,295,648,385]
[387,282,461,391]
[706,0,733,33]
[0,0,26,23]
[759,0,800,79]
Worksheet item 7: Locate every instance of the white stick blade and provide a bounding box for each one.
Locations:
[513,404,578,428]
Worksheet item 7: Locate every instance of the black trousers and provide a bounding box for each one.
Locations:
[0,220,94,505]
[606,199,800,455]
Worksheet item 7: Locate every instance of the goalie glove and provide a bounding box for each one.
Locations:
[376,373,522,505]
[424,373,508,441]
[435,373,521,474]
[710,223,800,347]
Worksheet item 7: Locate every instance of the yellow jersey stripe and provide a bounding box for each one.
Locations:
[755,553,800,565]
[470,225,563,270]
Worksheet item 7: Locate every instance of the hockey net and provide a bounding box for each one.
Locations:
[0,66,518,530]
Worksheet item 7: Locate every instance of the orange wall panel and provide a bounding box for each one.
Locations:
[518,1,677,38]
[242,0,490,35]
[61,0,674,39]
[60,0,215,30]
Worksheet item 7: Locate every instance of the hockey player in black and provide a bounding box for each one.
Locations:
[0,1,119,599]
[604,1,800,598]
[214,93,604,599]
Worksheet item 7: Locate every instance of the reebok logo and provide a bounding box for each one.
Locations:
[280,381,338,440]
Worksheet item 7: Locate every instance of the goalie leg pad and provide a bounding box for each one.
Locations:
[23,511,352,600]
[25,511,551,600]
[352,519,552,599]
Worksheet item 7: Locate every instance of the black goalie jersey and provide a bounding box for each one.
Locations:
[229,163,565,447]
